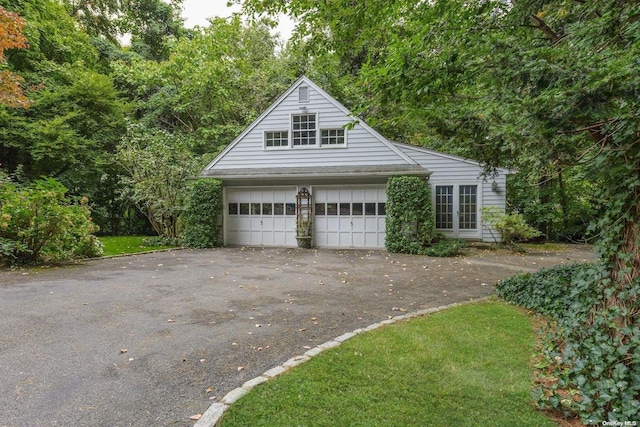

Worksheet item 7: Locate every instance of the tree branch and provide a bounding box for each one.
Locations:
[529,14,562,44]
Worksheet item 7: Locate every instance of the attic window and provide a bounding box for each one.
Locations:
[292,113,317,146]
[321,129,345,146]
[265,131,289,148]
[298,86,309,102]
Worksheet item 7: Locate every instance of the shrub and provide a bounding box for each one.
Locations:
[385,176,434,254]
[181,179,223,248]
[423,238,467,257]
[481,206,541,243]
[0,178,102,264]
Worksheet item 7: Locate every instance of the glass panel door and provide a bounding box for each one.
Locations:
[459,185,477,230]
[435,186,454,230]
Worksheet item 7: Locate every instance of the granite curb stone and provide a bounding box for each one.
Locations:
[193,296,490,427]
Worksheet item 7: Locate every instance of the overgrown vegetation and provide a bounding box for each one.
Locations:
[116,126,202,240]
[219,301,555,427]
[181,179,223,248]
[0,178,102,265]
[497,264,639,423]
[481,206,541,244]
[385,176,434,254]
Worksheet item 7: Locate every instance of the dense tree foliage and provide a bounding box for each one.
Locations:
[117,126,200,240]
[113,16,293,153]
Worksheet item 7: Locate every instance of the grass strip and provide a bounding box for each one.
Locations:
[219,301,555,427]
[98,236,176,256]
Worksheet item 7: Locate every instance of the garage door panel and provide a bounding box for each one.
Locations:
[226,187,296,247]
[313,186,386,249]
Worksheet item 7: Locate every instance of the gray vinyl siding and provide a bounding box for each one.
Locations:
[396,144,508,242]
[209,84,410,169]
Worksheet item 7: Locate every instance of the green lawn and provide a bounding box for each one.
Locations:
[98,235,177,256]
[219,301,555,427]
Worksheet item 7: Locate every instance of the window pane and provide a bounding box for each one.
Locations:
[262,203,272,215]
[352,203,363,215]
[377,203,386,216]
[321,129,345,146]
[340,203,350,215]
[365,203,376,215]
[265,131,288,147]
[327,203,337,215]
[273,203,284,215]
[228,203,238,215]
[285,203,295,216]
[459,185,477,229]
[239,203,249,215]
[292,114,317,146]
[315,203,325,216]
[435,186,453,229]
[251,203,261,215]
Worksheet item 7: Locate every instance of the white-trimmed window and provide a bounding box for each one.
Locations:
[321,129,345,146]
[265,131,289,148]
[292,113,317,146]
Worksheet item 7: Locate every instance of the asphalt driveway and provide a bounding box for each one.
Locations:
[0,245,593,426]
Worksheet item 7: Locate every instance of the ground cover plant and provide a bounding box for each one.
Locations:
[218,301,556,427]
[497,264,639,423]
[98,235,176,257]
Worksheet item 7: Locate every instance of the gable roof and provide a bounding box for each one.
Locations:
[202,76,419,174]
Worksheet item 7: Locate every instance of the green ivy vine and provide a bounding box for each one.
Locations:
[181,179,223,248]
[385,176,434,254]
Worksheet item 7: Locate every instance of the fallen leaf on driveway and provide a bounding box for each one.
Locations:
[206,386,214,393]
[299,328,306,332]
[237,366,244,371]
[167,319,175,323]
[120,348,128,354]
[310,317,317,321]
[189,414,202,420]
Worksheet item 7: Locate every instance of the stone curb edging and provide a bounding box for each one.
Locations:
[193,296,492,427]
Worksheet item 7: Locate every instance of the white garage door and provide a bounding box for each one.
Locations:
[226,187,297,246]
[313,186,387,248]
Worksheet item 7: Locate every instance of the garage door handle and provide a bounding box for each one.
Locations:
[261,220,263,226]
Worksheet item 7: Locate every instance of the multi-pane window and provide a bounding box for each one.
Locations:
[265,131,288,148]
[228,202,291,216]
[459,185,477,229]
[435,186,454,229]
[292,114,317,146]
[314,202,386,216]
[321,129,345,146]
